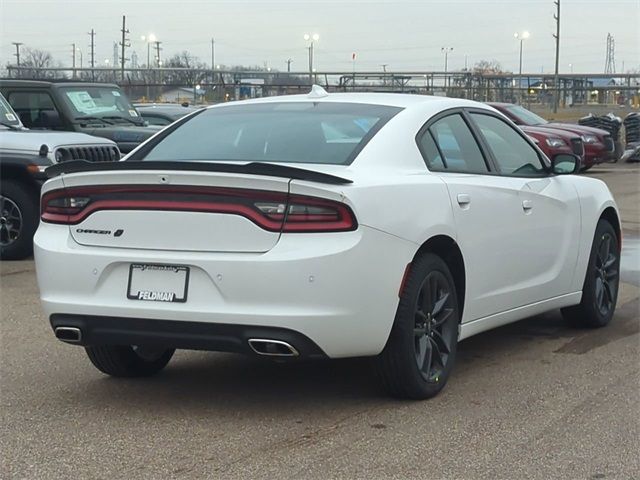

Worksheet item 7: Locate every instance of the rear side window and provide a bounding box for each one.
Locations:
[419,114,488,173]
[140,102,402,165]
[7,91,58,128]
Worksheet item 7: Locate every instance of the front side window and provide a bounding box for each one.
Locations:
[470,113,545,176]
[139,102,402,165]
[424,114,488,173]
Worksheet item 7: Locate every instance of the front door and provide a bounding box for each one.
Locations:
[417,111,580,323]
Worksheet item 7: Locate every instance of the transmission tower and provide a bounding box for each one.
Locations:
[604,33,616,74]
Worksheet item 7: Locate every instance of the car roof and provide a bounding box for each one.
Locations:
[135,104,200,111]
[206,91,490,111]
[0,79,119,89]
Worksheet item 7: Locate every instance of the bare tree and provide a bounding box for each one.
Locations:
[473,60,505,74]
[20,48,58,79]
[163,51,208,86]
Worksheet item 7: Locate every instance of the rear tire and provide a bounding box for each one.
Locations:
[85,345,174,377]
[376,253,460,400]
[0,180,38,260]
[561,219,620,328]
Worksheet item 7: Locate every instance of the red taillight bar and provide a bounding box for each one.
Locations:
[41,185,357,233]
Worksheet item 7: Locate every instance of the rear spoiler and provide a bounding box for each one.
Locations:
[45,160,353,185]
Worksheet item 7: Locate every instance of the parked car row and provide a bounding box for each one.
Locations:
[488,102,617,170]
[0,92,120,260]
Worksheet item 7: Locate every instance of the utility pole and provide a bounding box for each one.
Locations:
[380,63,388,87]
[71,43,77,78]
[286,58,293,72]
[119,15,130,81]
[211,38,215,71]
[154,41,162,67]
[442,47,453,89]
[553,0,560,113]
[88,29,96,80]
[12,42,23,76]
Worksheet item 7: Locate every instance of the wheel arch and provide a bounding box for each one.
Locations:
[599,206,621,250]
[0,162,42,196]
[412,235,466,322]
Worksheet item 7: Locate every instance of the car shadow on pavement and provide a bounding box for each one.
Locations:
[68,300,638,414]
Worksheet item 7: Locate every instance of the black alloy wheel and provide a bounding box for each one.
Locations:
[593,231,618,317]
[562,219,620,328]
[376,253,460,399]
[0,195,22,248]
[413,271,456,383]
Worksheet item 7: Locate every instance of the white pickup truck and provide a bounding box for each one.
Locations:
[1,93,120,260]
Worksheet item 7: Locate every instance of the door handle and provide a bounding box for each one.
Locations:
[457,194,471,206]
[522,199,533,212]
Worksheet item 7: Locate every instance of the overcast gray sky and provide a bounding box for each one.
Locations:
[1,0,638,73]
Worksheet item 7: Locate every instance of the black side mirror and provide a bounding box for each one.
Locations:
[551,153,580,174]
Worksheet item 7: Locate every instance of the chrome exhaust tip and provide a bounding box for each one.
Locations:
[54,326,82,343]
[248,338,299,357]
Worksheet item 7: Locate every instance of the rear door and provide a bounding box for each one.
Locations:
[56,169,292,253]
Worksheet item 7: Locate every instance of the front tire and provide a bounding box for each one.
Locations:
[376,253,460,399]
[85,345,175,377]
[561,219,620,328]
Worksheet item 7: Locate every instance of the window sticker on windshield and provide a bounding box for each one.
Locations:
[112,91,121,97]
[66,91,97,112]
[5,113,16,122]
[129,110,138,117]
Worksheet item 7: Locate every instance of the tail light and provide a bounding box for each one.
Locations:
[255,195,356,232]
[41,185,357,233]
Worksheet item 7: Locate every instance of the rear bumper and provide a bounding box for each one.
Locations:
[50,314,328,359]
[35,222,416,358]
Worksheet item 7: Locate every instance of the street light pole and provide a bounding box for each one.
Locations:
[441,47,453,90]
[304,33,319,83]
[514,31,530,103]
[141,34,156,101]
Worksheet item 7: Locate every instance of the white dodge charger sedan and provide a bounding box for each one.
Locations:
[34,88,621,399]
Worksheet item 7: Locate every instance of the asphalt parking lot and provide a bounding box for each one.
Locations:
[1,162,638,480]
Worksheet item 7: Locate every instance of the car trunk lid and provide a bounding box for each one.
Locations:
[42,161,353,253]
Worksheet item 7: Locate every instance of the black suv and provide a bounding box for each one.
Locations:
[0,80,160,153]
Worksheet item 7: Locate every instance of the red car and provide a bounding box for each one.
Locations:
[488,103,616,170]
[520,125,585,166]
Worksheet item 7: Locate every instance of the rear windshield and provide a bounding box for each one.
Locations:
[140,102,402,165]
[505,105,548,126]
